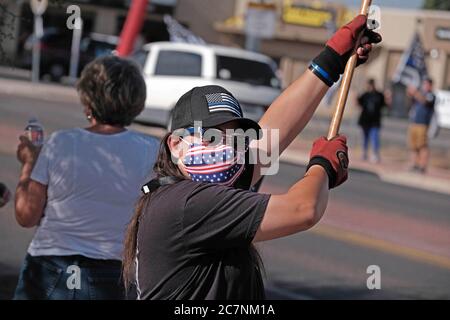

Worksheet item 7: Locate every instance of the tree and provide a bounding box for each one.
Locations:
[0,2,17,62]
[0,0,66,63]
[423,0,450,10]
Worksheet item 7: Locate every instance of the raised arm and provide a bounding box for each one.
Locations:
[15,136,47,228]
[251,15,381,185]
[258,71,329,154]
[254,135,348,242]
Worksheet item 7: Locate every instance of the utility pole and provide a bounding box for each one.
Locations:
[30,0,48,82]
[69,17,83,80]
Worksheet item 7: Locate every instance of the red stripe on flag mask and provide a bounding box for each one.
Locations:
[179,140,245,186]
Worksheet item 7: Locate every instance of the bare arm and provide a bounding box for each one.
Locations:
[250,71,328,184]
[15,137,47,228]
[253,134,348,242]
[407,86,427,104]
[258,70,329,153]
[248,15,381,186]
[253,165,328,242]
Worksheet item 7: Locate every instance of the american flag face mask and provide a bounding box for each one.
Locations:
[180,141,245,186]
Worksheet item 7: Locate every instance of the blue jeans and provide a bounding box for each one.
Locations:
[13,254,125,300]
[362,126,380,158]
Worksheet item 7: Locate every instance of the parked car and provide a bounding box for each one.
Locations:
[21,28,118,81]
[131,42,282,127]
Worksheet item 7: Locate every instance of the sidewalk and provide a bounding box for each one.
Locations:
[298,110,450,155]
[132,123,450,195]
[281,137,450,196]
[0,66,31,81]
[0,76,78,103]
[3,76,450,195]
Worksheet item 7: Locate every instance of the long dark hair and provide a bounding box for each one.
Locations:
[122,133,186,289]
[122,132,265,291]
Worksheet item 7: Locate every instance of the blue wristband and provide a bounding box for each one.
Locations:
[309,62,334,87]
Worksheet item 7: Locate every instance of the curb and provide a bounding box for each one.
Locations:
[0,78,78,104]
[280,149,450,196]
[2,77,449,195]
[131,124,450,196]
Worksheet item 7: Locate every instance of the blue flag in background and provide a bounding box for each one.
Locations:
[393,32,429,88]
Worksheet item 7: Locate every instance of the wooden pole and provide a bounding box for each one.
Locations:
[327,0,373,140]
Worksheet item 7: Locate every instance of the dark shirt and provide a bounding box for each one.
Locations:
[411,91,435,126]
[135,164,271,300]
[357,90,386,128]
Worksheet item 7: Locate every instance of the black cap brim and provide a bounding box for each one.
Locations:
[201,113,262,140]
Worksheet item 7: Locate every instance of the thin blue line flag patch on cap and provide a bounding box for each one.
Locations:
[205,93,243,117]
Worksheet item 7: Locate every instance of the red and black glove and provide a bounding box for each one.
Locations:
[309,15,382,87]
[306,136,349,189]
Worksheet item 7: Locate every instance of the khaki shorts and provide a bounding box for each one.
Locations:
[408,124,428,150]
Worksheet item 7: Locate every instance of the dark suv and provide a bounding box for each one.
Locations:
[21,28,118,81]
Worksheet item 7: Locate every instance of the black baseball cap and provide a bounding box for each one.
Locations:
[169,85,262,139]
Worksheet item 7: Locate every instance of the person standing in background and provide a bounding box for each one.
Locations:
[14,56,159,300]
[407,78,435,174]
[357,79,386,163]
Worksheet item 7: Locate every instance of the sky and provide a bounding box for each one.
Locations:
[324,0,423,9]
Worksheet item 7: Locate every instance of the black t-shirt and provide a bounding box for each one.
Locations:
[135,164,271,300]
[357,90,386,128]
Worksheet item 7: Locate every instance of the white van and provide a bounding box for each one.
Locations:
[132,42,281,128]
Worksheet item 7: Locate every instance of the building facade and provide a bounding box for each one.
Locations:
[213,0,450,117]
[1,0,449,117]
[0,0,178,64]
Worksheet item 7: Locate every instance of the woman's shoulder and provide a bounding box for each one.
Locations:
[166,180,247,207]
[44,128,79,146]
[146,180,203,209]
[154,179,199,197]
[141,180,196,221]
[126,130,160,147]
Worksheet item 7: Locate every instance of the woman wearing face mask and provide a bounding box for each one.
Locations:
[122,15,381,299]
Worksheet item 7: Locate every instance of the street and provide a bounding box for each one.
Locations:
[260,163,450,299]
[1,91,449,300]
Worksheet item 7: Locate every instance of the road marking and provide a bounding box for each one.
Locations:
[311,224,450,271]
